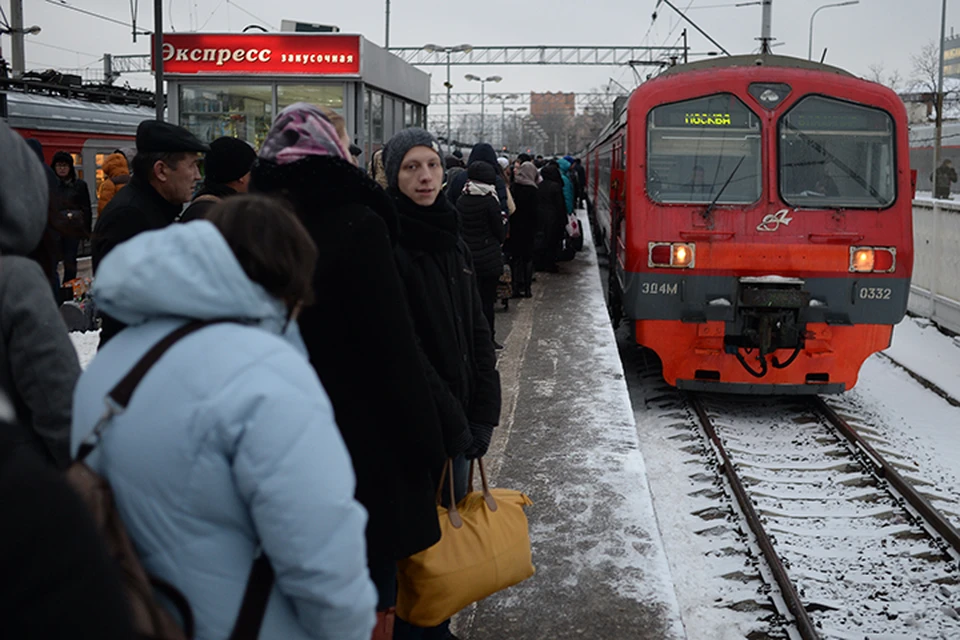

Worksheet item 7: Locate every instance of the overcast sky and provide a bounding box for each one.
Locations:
[5,0,953,115]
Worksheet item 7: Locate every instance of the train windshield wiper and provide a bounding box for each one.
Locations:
[702,155,746,221]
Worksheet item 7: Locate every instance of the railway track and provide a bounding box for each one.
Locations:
[685,390,960,639]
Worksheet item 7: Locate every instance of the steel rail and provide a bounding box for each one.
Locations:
[684,392,821,640]
[811,396,960,553]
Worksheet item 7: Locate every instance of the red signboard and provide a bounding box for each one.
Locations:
[153,33,361,75]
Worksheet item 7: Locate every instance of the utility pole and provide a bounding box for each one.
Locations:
[384,0,390,49]
[154,0,164,120]
[10,0,24,77]
[682,29,688,64]
[759,0,773,54]
[935,0,947,177]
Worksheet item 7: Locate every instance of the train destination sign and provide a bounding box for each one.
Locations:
[684,113,732,126]
[652,94,758,129]
[153,33,362,75]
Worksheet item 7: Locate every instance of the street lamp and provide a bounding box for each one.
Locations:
[465,74,502,142]
[808,1,859,61]
[490,94,518,149]
[424,43,473,154]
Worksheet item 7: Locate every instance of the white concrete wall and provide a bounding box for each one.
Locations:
[910,198,960,334]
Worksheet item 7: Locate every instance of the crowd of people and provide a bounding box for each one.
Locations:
[442,146,587,345]
[1,104,586,639]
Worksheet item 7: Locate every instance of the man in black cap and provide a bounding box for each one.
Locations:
[93,119,209,346]
[180,137,256,222]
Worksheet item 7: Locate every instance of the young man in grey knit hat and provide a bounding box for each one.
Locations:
[385,127,501,640]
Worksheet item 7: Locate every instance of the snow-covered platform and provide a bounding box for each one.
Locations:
[452,218,686,639]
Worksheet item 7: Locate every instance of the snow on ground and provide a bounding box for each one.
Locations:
[69,330,100,369]
[850,316,960,526]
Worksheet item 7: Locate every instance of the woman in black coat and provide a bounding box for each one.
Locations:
[456,161,506,347]
[535,162,568,272]
[507,161,540,298]
[251,104,447,628]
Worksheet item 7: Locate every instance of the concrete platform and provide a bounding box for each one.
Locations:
[452,217,686,640]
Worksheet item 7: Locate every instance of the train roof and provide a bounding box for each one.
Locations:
[658,54,854,79]
[4,91,155,136]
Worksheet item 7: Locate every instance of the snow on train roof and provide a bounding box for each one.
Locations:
[5,92,155,135]
[658,54,854,78]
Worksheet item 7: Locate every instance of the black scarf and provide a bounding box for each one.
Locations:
[390,188,460,252]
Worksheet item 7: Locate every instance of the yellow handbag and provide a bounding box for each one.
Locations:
[396,458,535,627]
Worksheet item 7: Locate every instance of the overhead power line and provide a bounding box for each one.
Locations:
[44,0,151,34]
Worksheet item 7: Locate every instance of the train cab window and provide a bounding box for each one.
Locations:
[647,94,762,204]
[779,96,895,208]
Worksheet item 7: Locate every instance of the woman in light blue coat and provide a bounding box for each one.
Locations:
[71,195,376,640]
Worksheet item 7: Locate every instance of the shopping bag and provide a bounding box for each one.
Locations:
[396,459,534,627]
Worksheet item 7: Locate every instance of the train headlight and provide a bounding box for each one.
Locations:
[850,247,896,273]
[649,242,695,268]
[673,243,694,267]
[851,248,875,272]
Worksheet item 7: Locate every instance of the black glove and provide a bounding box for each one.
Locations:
[464,423,494,460]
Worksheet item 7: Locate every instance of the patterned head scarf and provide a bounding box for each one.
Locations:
[259,102,348,165]
[514,161,540,188]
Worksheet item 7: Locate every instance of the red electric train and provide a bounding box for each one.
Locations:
[586,54,913,394]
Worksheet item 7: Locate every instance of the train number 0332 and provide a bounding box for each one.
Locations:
[641,282,679,295]
[859,287,892,300]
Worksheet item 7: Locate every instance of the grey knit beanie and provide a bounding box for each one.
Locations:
[384,127,442,188]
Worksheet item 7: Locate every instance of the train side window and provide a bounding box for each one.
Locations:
[779,96,895,209]
[647,94,762,205]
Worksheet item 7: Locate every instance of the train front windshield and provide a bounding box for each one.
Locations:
[647,94,762,205]
[779,96,895,208]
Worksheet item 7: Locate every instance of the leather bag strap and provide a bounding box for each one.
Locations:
[228,554,275,640]
[468,458,499,512]
[76,319,233,462]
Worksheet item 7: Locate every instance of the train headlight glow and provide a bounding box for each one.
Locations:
[849,247,896,273]
[649,242,696,268]
[673,243,693,267]
[851,248,875,272]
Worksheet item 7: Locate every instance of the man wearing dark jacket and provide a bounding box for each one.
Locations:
[93,120,208,346]
[180,136,256,222]
[51,151,93,282]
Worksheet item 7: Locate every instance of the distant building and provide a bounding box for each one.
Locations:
[530,92,575,121]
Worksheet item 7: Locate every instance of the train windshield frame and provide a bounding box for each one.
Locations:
[779,95,896,209]
[646,93,762,205]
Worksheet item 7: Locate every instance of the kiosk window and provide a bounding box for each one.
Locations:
[179,84,272,148]
[647,94,762,204]
[371,92,384,144]
[277,85,344,112]
[780,96,895,208]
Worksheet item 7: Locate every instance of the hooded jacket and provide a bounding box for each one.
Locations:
[446,143,509,215]
[557,157,575,214]
[51,151,93,235]
[71,221,376,640]
[96,152,131,214]
[0,122,81,468]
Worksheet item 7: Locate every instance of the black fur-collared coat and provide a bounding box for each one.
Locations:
[252,156,447,566]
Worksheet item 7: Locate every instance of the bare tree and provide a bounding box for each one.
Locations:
[912,40,942,95]
[867,63,902,93]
